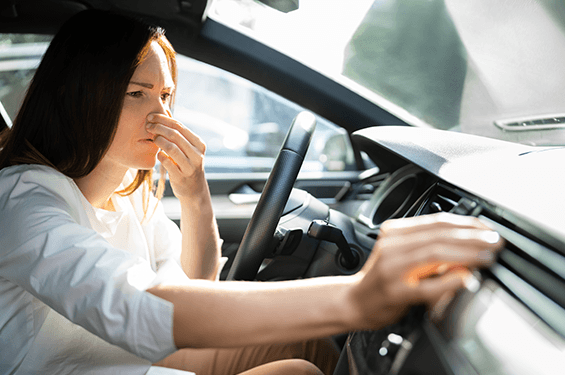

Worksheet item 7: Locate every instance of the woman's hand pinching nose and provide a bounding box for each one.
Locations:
[143,112,208,200]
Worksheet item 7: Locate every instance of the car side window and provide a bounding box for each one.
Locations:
[0,34,356,174]
[174,54,356,173]
[0,34,51,122]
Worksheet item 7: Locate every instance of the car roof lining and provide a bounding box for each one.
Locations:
[0,0,86,34]
[0,0,209,35]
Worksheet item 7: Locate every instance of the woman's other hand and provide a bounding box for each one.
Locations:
[146,111,208,200]
[349,212,504,330]
[146,110,222,280]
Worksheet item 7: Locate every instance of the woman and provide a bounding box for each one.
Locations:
[0,9,503,375]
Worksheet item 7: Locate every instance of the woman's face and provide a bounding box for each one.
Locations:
[103,41,174,171]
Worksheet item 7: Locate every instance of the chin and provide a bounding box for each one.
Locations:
[137,158,159,171]
[131,151,159,170]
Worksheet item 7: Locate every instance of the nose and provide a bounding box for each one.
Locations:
[149,94,170,117]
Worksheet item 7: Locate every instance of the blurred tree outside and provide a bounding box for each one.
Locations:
[343,0,467,130]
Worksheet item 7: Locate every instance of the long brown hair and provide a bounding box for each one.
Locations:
[0,10,177,201]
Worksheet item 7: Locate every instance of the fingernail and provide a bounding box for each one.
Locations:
[146,122,154,130]
[147,114,155,122]
[464,274,480,293]
[480,230,500,244]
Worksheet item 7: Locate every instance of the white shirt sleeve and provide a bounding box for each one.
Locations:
[0,165,178,364]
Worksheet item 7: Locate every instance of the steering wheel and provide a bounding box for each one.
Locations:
[227,111,316,281]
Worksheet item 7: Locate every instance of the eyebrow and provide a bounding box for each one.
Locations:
[130,81,154,89]
[129,81,175,91]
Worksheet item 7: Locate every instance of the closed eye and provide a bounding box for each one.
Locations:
[127,91,144,98]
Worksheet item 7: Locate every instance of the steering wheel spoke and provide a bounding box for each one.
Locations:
[227,111,316,281]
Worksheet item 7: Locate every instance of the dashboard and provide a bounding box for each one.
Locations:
[333,126,565,375]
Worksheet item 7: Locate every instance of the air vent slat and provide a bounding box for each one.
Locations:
[478,215,565,338]
[480,216,565,280]
[499,250,565,308]
[435,194,457,210]
[490,264,565,338]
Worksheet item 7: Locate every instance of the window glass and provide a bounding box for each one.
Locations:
[0,34,356,173]
[174,54,356,173]
[0,34,51,121]
[211,0,565,146]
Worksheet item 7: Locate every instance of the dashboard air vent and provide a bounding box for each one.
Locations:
[480,216,565,337]
[494,114,565,132]
[416,183,461,215]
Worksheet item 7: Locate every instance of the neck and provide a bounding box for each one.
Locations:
[74,161,128,210]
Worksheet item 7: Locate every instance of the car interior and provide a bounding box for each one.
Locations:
[1,0,564,374]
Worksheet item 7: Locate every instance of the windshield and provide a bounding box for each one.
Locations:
[210,0,565,146]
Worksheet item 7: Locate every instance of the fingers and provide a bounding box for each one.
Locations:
[152,112,206,154]
[381,231,499,272]
[370,219,501,279]
[357,212,504,327]
[146,112,206,175]
[413,268,470,305]
[379,212,492,236]
[378,213,502,265]
[154,133,200,175]
[378,226,500,255]
[403,262,468,286]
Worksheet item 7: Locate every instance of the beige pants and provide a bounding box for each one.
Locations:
[154,338,340,375]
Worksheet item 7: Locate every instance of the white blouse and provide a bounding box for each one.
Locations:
[0,164,194,374]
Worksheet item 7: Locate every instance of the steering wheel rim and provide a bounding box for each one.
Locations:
[227,111,316,281]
